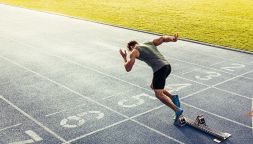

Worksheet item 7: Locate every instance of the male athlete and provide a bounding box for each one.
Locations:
[119,33,183,122]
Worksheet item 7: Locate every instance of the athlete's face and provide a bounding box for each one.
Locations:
[129,44,137,51]
[129,46,134,51]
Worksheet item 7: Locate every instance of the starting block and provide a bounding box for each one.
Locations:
[176,115,231,143]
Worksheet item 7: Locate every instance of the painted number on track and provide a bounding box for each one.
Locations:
[60,111,104,128]
[220,63,245,71]
[166,83,192,92]
[195,71,221,81]
[9,130,42,144]
[118,93,156,108]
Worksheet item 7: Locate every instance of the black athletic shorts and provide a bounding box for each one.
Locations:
[152,64,171,89]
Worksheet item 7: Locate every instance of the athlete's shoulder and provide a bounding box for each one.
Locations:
[130,49,140,58]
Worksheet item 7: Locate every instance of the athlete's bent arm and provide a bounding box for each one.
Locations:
[124,53,136,72]
[119,49,137,72]
[153,33,179,46]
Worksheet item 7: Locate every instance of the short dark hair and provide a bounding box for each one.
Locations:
[127,40,138,50]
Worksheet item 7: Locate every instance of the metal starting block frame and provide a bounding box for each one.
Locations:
[177,115,231,143]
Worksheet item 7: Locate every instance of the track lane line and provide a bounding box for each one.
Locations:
[0,123,22,132]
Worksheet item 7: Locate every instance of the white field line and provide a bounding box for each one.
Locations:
[45,103,86,117]
[64,119,129,144]
[0,123,22,132]
[180,68,200,75]
[209,60,227,66]
[131,119,184,144]
[212,69,253,87]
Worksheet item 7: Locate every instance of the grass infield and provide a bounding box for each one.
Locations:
[1,0,252,52]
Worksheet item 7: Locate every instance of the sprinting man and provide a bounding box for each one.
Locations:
[119,33,183,122]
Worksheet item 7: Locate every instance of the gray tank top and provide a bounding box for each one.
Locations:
[136,42,170,72]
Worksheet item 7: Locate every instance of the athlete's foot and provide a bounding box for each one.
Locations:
[174,107,183,122]
[172,95,180,108]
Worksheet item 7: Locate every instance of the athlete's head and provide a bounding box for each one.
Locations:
[127,40,138,51]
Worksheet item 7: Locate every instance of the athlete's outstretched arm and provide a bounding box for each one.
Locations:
[119,49,136,72]
[153,33,179,46]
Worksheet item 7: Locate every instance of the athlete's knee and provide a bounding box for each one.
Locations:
[163,89,171,94]
[154,90,164,99]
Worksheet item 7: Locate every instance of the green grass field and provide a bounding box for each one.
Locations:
[1,0,253,52]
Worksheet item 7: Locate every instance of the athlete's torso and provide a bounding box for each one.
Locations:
[136,42,170,72]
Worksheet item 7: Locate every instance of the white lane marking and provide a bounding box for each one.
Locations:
[212,69,253,87]
[220,63,246,72]
[213,87,253,100]
[0,123,22,132]
[102,95,115,100]
[45,103,86,117]
[130,105,164,119]
[179,87,211,101]
[64,119,129,144]
[0,96,67,142]
[180,68,199,75]
[171,74,209,86]
[182,102,253,130]
[209,60,226,66]
[195,71,222,81]
[45,111,64,118]
[102,91,132,100]
[25,130,43,141]
[9,130,43,144]
[9,139,34,144]
[131,119,184,144]
[118,93,156,108]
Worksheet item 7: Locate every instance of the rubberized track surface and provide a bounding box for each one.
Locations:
[0,4,253,144]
